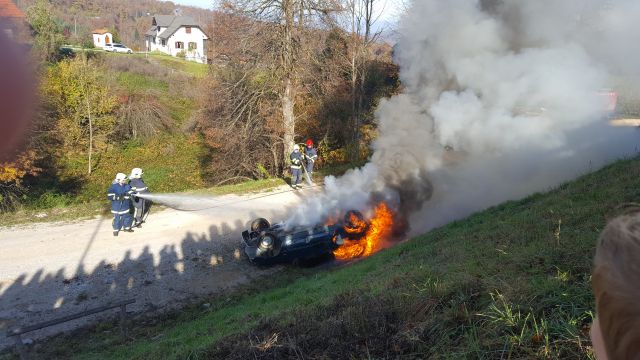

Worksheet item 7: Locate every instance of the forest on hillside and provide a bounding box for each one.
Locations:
[0,0,400,212]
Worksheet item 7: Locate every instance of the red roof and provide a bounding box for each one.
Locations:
[0,0,24,19]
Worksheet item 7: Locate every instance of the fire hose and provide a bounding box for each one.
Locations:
[134,182,324,212]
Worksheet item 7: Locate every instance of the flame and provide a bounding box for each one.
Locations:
[333,203,394,260]
[343,211,367,235]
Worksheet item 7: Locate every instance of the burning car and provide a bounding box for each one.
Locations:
[241,210,367,265]
[242,204,394,265]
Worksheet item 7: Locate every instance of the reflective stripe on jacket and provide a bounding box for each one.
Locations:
[290,151,302,169]
[305,147,317,161]
[129,178,149,193]
[107,182,132,214]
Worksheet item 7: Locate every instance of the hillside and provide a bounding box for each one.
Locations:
[0,50,212,224]
[13,156,640,359]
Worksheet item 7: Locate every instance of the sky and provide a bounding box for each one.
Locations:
[162,0,405,22]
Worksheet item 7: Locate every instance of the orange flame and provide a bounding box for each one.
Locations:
[333,203,394,260]
[344,211,368,235]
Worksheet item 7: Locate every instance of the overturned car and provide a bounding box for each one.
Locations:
[241,211,369,265]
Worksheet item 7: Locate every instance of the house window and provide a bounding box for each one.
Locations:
[162,39,166,46]
[175,41,184,49]
[157,26,160,32]
[188,42,197,50]
[185,26,191,34]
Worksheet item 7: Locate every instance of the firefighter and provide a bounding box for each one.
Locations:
[290,144,303,189]
[129,167,150,228]
[107,173,134,236]
[304,139,318,179]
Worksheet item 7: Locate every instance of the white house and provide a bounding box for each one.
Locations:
[145,15,209,64]
[92,29,113,48]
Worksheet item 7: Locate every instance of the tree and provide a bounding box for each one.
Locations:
[221,0,340,172]
[197,62,282,184]
[43,56,117,174]
[342,0,383,160]
[26,0,65,63]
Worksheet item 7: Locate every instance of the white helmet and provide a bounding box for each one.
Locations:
[293,144,300,151]
[130,168,143,179]
[115,173,127,181]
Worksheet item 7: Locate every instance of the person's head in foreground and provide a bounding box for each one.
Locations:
[591,212,640,360]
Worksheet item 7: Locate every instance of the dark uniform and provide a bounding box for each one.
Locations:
[129,178,150,226]
[304,145,318,175]
[290,149,303,188]
[107,181,133,235]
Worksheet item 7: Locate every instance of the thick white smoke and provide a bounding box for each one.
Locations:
[286,0,640,231]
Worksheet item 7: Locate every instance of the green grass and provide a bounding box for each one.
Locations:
[0,200,109,227]
[130,52,209,77]
[166,97,195,125]
[116,72,168,93]
[17,157,640,359]
[191,178,288,196]
[155,56,208,77]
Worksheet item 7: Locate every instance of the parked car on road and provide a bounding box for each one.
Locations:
[104,43,132,54]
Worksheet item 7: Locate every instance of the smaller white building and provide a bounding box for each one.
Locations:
[92,29,113,48]
[145,15,209,64]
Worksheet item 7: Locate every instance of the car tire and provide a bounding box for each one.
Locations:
[343,210,367,237]
[257,232,282,257]
[128,50,132,54]
[250,218,270,232]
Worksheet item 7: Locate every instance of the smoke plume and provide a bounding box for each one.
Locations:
[286,0,640,232]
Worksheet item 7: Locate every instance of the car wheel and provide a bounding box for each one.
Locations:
[343,210,367,237]
[257,232,281,257]
[128,50,132,54]
[250,218,270,232]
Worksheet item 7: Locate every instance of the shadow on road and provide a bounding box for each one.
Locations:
[0,207,287,355]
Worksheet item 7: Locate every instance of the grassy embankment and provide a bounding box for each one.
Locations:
[15,157,640,359]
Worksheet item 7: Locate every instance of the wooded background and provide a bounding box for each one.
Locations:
[1,0,400,211]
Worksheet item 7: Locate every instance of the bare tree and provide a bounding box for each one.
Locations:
[342,0,383,160]
[220,0,339,171]
[197,62,282,183]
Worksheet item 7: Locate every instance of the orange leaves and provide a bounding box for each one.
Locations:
[0,150,41,185]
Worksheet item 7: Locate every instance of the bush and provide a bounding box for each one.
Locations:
[81,39,95,49]
[31,192,73,209]
[115,93,172,140]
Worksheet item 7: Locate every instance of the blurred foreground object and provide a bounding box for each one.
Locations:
[0,15,34,161]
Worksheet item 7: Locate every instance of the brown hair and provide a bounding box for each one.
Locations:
[592,213,640,360]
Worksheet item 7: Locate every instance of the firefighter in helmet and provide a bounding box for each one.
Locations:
[304,139,318,180]
[129,167,150,228]
[290,144,303,189]
[107,173,134,236]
